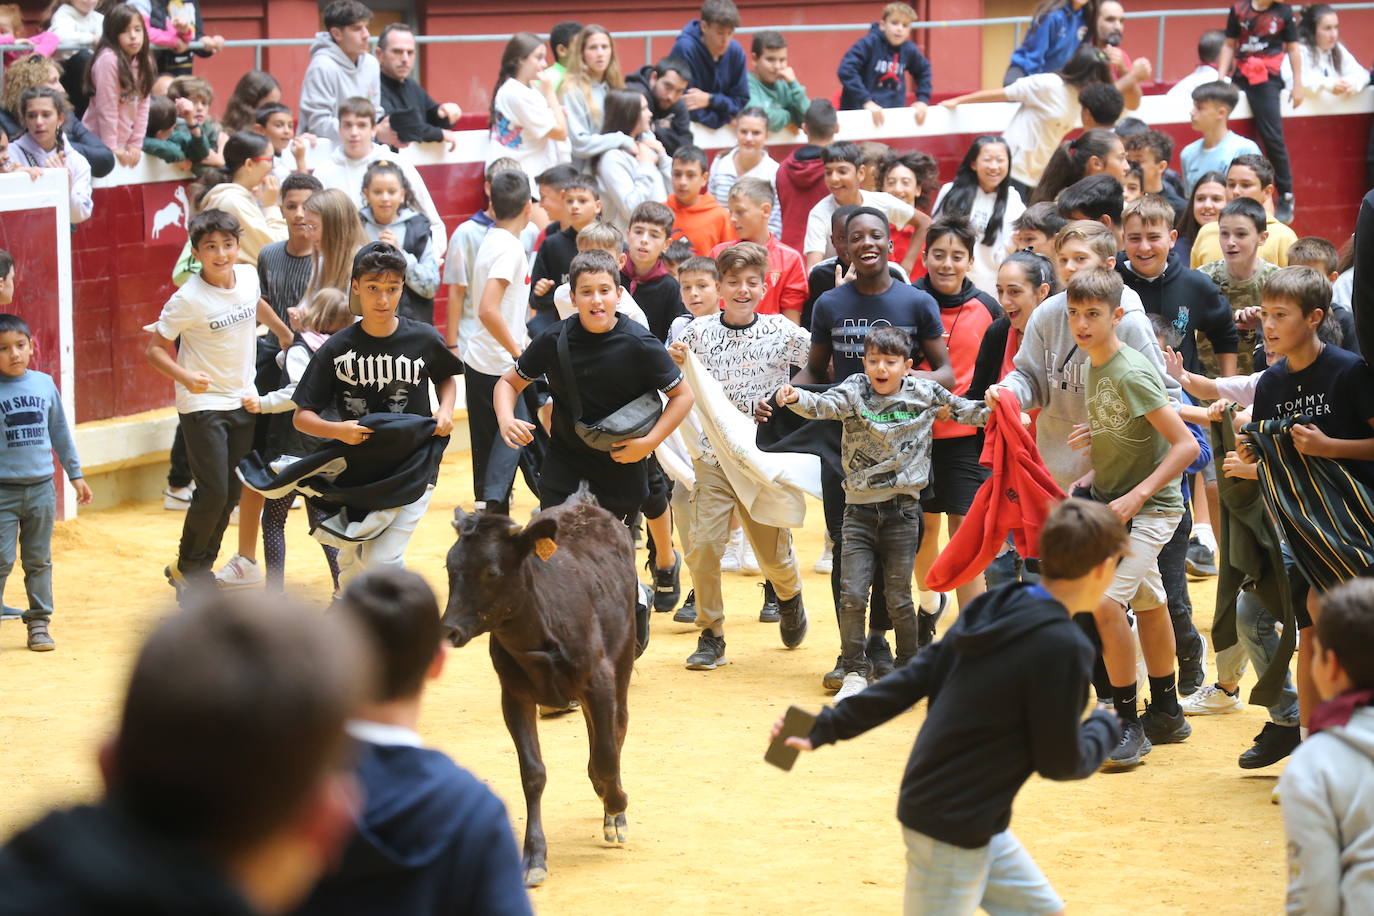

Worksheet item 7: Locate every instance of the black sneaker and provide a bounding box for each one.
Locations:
[918,593,947,649]
[822,655,845,691]
[1186,537,1217,580]
[685,632,727,670]
[1103,719,1153,769]
[1239,722,1301,769]
[778,591,807,648]
[672,589,697,624]
[867,632,894,678]
[758,581,780,623]
[649,550,682,612]
[1141,702,1192,744]
[1276,192,1295,224]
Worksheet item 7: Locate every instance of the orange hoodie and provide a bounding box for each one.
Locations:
[668,192,736,257]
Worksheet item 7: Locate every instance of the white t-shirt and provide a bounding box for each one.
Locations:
[707,147,783,238]
[933,181,1026,294]
[1214,371,1262,409]
[146,265,260,414]
[553,283,649,328]
[803,190,916,259]
[487,78,562,178]
[1002,73,1080,186]
[462,227,530,376]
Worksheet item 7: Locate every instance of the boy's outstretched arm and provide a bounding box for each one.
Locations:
[807,646,942,747]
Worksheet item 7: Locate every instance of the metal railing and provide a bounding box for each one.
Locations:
[4,3,1374,83]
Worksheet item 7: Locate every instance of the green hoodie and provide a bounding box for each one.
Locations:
[747,73,808,132]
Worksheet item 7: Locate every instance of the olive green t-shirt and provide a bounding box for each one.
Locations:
[1087,346,1183,515]
[1197,258,1281,376]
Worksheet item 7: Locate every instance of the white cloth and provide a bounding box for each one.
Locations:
[932,181,1026,294]
[462,227,529,376]
[680,349,820,528]
[1002,72,1080,186]
[1213,371,1262,408]
[553,283,649,328]
[487,78,564,178]
[803,190,916,259]
[707,147,782,238]
[145,265,259,414]
[312,142,447,258]
[48,4,102,60]
[1282,42,1370,93]
[345,719,422,748]
[1164,64,1222,105]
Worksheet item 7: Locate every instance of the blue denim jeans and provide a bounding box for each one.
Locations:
[839,495,923,676]
[1236,589,1300,726]
[0,479,56,622]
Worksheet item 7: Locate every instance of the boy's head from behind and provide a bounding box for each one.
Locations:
[0,313,31,377]
[627,201,674,272]
[750,30,788,84]
[671,145,709,205]
[663,239,695,275]
[822,141,866,201]
[715,241,768,314]
[727,177,773,241]
[1227,154,1276,206]
[1288,236,1340,280]
[336,568,443,704]
[550,20,583,64]
[1217,197,1267,266]
[576,221,627,273]
[1054,219,1118,284]
[1055,174,1124,233]
[1197,28,1226,65]
[802,99,838,144]
[489,169,533,223]
[1316,579,1374,698]
[349,241,408,317]
[1079,82,1124,129]
[1037,498,1131,584]
[862,326,913,396]
[568,249,622,332]
[678,256,721,316]
[1013,202,1068,257]
[1190,80,1239,133]
[880,2,917,46]
[337,96,377,158]
[146,94,177,139]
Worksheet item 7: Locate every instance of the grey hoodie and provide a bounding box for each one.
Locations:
[300,32,381,142]
[788,373,988,504]
[996,287,1182,489]
[1279,704,1374,915]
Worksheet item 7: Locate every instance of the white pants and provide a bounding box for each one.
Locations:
[335,487,434,588]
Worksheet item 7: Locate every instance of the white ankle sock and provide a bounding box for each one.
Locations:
[919,589,941,613]
[1193,523,1217,553]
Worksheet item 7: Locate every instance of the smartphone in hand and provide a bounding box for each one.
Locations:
[765,706,817,771]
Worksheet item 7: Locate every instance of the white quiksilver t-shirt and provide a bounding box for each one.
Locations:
[146,265,259,414]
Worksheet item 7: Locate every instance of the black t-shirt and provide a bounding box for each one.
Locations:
[294,318,464,421]
[810,278,944,380]
[1226,0,1296,61]
[529,226,577,316]
[1254,343,1374,485]
[516,315,683,512]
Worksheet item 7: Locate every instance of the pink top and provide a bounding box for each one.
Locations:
[81,48,150,151]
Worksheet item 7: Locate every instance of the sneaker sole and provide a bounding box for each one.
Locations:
[685,656,728,670]
[672,610,697,624]
[215,577,265,590]
[1102,736,1154,769]
[1181,702,1243,716]
[1185,566,1217,580]
[758,611,780,623]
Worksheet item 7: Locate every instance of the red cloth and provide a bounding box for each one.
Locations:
[926,392,1066,591]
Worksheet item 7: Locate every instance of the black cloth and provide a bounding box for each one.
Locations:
[1252,343,1374,488]
[239,413,447,515]
[1118,252,1239,374]
[379,73,454,144]
[1355,190,1374,358]
[515,315,682,517]
[802,259,906,330]
[807,582,1121,848]
[968,315,1013,401]
[810,279,944,380]
[147,0,212,76]
[529,225,577,320]
[919,435,988,516]
[292,741,532,916]
[1332,304,1361,357]
[620,269,686,343]
[267,334,335,462]
[625,67,692,156]
[257,241,314,321]
[294,318,463,422]
[0,802,258,916]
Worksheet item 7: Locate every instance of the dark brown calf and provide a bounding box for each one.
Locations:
[442,486,637,887]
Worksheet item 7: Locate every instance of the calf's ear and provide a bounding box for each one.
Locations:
[514,515,560,558]
[452,506,472,534]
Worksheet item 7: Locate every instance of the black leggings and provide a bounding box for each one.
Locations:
[262,493,340,592]
[1237,74,1293,196]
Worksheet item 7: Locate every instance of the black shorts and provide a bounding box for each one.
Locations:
[920,435,988,516]
[538,454,670,524]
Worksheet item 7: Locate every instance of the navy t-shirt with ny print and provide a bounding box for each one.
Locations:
[809,280,944,381]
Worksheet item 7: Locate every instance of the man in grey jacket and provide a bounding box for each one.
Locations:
[301,0,384,143]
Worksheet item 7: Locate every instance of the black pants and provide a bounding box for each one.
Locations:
[822,463,891,632]
[465,369,546,515]
[1158,502,1204,663]
[177,408,255,579]
[59,51,93,119]
[167,422,193,489]
[1237,74,1293,196]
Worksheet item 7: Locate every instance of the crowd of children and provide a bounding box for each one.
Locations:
[2,0,1373,911]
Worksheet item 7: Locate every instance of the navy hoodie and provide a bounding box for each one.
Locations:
[1117,251,1238,375]
[669,20,750,128]
[808,582,1121,848]
[837,23,933,110]
[293,741,532,916]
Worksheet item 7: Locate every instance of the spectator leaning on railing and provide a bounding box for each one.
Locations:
[300,0,384,144]
[376,22,463,149]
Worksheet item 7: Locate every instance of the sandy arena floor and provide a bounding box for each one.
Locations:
[0,451,1291,914]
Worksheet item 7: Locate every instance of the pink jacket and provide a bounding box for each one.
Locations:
[81,48,150,151]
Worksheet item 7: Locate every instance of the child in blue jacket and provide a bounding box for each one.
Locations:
[837,3,933,127]
[1005,0,1094,84]
[670,0,751,128]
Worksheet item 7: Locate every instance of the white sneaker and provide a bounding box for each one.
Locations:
[720,528,743,572]
[215,553,264,588]
[814,535,833,574]
[1179,683,1243,716]
[740,535,760,575]
[163,484,194,511]
[289,495,304,510]
[834,672,867,702]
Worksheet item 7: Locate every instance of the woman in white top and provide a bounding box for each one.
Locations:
[1283,4,1369,98]
[594,89,671,233]
[706,106,782,238]
[941,44,1115,192]
[932,135,1026,293]
[487,32,569,179]
[44,0,102,62]
[190,130,287,267]
[559,25,633,168]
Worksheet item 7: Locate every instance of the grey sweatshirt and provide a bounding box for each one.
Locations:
[1279,704,1374,915]
[788,373,988,504]
[560,82,634,168]
[0,370,82,483]
[300,33,381,142]
[996,287,1182,489]
[595,143,672,234]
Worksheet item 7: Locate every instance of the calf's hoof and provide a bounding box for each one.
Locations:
[524,864,549,887]
[603,811,627,844]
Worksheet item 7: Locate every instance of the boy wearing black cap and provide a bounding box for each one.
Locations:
[291,241,464,584]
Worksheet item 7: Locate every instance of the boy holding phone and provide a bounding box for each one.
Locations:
[771,498,1124,914]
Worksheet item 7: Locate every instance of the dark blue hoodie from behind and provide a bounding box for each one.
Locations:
[837,23,933,110]
[292,738,532,916]
[669,19,750,128]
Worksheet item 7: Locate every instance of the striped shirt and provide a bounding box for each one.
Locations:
[256,241,315,321]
